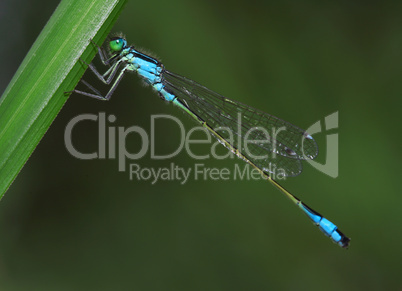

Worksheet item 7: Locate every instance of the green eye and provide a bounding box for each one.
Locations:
[109,38,125,52]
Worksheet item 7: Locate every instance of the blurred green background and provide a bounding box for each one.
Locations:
[1,0,401,290]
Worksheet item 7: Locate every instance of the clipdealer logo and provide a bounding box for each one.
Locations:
[64,112,339,183]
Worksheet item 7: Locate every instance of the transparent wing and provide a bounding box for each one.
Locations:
[162,70,318,177]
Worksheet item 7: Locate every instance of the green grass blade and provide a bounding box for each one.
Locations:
[0,0,127,199]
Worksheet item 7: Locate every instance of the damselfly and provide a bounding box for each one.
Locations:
[69,36,350,248]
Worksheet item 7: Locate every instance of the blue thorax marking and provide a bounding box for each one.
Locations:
[121,47,176,102]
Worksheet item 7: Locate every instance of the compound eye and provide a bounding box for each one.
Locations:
[109,38,125,52]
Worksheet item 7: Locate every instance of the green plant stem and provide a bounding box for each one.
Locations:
[0,0,127,199]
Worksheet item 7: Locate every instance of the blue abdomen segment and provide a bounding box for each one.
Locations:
[298,202,350,248]
[158,86,176,101]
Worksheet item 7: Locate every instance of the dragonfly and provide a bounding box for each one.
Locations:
[69,35,350,248]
